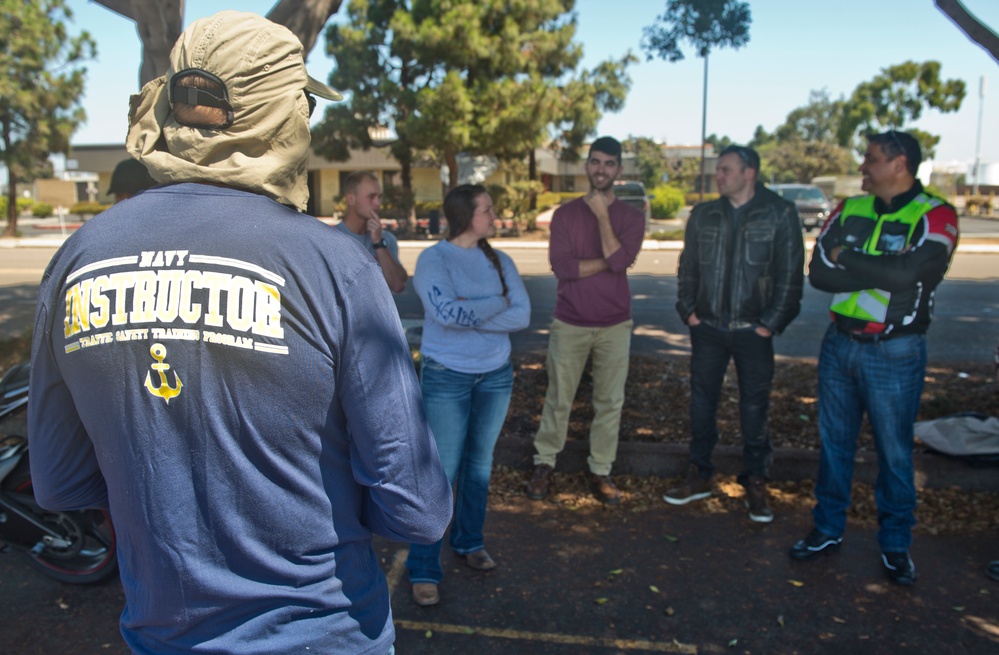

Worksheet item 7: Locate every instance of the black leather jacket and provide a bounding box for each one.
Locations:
[676,183,804,334]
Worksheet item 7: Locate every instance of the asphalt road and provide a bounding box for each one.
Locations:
[2,236,998,364]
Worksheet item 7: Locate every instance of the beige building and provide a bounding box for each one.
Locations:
[66,142,646,216]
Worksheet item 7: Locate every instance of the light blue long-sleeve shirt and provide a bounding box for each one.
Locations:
[414,240,530,374]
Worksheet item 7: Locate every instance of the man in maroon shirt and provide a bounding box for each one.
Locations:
[525,137,646,504]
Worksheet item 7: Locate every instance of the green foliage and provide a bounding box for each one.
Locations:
[664,157,702,193]
[315,0,634,217]
[624,136,667,190]
[759,141,856,184]
[837,60,965,157]
[488,180,544,234]
[649,185,685,219]
[414,200,443,217]
[1,0,95,236]
[70,201,110,216]
[0,197,36,217]
[641,0,752,61]
[774,89,846,144]
[648,228,685,241]
[535,192,561,211]
[31,202,53,218]
[705,133,734,151]
[686,192,720,205]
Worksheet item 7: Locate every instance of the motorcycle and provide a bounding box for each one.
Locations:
[0,362,118,584]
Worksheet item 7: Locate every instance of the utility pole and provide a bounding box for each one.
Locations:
[973,74,986,196]
[699,54,708,202]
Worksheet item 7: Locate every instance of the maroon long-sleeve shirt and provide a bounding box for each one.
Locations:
[549,196,645,327]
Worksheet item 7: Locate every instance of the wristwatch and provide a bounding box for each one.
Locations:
[373,238,387,249]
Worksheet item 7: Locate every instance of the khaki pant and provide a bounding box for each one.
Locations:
[532,318,633,475]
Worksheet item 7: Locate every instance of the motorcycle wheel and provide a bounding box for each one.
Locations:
[6,459,119,585]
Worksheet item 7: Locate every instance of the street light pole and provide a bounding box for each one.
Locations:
[699,53,709,203]
[972,74,986,196]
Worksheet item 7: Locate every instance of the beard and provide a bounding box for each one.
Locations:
[588,173,614,192]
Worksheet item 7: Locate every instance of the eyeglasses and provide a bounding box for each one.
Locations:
[305,91,316,118]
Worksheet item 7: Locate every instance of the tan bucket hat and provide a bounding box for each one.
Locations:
[126,11,342,211]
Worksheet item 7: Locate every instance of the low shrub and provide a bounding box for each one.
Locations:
[648,229,685,241]
[0,197,36,217]
[32,202,53,218]
[685,192,720,205]
[70,201,111,216]
[649,185,685,219]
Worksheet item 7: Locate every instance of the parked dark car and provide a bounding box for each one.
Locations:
[613,180,651,224]
[769,183,832,231]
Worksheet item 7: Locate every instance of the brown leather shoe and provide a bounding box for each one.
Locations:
[526,464,553,500]
[460,549,497,571]
[590,473,622,505]
[412,582,440,607]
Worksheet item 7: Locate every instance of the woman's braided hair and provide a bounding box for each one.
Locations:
[444,184,508,296]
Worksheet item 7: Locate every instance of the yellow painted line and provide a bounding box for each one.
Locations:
[385,548,408,595]
[395,620,697,653]
[388,546,696,653]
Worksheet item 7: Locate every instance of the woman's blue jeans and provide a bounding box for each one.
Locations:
[406,358,513,584]
[813,325,926,553]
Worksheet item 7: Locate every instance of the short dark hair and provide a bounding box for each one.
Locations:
[588,136,622,163]
[718,145,760,173]
[868,130,921,177]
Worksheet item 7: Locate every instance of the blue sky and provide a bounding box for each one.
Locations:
[67,0,999,166]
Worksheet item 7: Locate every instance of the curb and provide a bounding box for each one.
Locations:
[494,436,999,493]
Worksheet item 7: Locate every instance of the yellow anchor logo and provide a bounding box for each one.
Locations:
[144,343,182,403]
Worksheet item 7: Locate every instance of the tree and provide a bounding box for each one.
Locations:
[836,61,965,158]
[704,133,734,151]
[1,0,95,237]
[93,0,344,87]
[774,89,846,144]
[642,0,751,201]
[314,0,632,228]
[758,140,856,184]
[935,0,999,64]
[623,136,667,190]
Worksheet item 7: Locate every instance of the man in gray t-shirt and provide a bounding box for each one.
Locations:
[335,171,408,293]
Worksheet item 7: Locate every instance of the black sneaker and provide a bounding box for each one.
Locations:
[744,476,773,523]
[663,464,712,505]
[882,551,916,586]
[789,528,842,561]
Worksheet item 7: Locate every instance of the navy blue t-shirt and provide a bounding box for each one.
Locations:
[28,184,451,655]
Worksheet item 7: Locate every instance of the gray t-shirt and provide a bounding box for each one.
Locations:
[334,221,400,263]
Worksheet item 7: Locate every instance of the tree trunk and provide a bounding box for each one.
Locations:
[528,149,538,210]
[445,151,459,190]
[93,0,344,87]
[4,170,19,238]
[400,156,415,236]
[935,0,999,64]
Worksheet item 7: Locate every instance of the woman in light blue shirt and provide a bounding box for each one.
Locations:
[407,184,531,607]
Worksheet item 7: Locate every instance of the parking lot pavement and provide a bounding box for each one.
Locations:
[379,494,999,654]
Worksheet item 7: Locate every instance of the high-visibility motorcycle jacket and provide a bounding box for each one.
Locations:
[808,181,959,336]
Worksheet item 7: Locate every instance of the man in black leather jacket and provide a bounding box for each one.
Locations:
[664,145,804,523]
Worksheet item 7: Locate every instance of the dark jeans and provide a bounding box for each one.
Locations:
[813,325,925,552]
[688,323,774,482]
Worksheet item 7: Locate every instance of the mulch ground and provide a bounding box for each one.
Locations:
[497,353,999,536]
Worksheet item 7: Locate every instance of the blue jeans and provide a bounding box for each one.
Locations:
[688,323,774,482]
[813,325,926,553]
[407,358,513,584]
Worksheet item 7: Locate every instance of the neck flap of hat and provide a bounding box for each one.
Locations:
[125,11,319,211]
